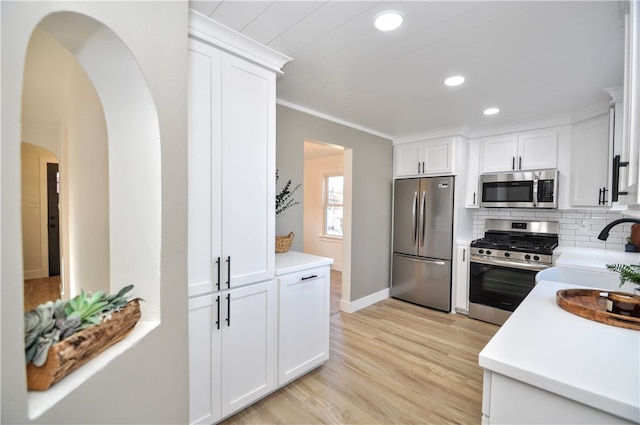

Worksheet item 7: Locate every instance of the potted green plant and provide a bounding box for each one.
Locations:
[605,263,640,317]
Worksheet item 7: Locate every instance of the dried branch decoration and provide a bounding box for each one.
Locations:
[276,169,301,215]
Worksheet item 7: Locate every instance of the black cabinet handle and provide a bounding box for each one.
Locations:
[226,256,231,288]
[226,293,231,326]
[598,188,603,205]
[512,157,515,170]
[301,274,318,281]
[612,155,629,202]
[473,192,476,205]
[216,257,221,291]
[215,295,220,330]
[422,161,425,174]
[518,156,522,170]
[418,162,421,174]
[462,248,466,262]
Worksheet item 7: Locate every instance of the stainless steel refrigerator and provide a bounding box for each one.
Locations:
[391,176,454,311]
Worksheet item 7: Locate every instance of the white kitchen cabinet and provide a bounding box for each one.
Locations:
[277,265,330,386]
[188,36,276,298]
[187,11,290,425]
[454,244,470,313]
[482,129,557,173]
[188,280,277,424]
[465,139,482,207]
[394,138,454,177]
[618,1,640,209]
[570,114,611,207]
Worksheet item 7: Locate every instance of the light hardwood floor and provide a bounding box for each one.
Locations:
[24,276,61,311]
[330,270,341,316]
[222,298,499,425]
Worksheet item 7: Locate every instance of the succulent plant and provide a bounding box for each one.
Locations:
[25,284,136,366]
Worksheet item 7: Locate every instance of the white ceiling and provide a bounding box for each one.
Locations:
[189,1,626,139]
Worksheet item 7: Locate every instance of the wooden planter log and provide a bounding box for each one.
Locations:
[26,299,141,391]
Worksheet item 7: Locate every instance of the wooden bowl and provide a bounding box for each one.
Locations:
[606,292,640,318]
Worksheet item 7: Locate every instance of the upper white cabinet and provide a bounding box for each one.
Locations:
[465,139,482,207]
[570,114,611,207]
[394,138,454,177]
[188,37,278,297]
[618,1,640,208]
[482,129,558,173]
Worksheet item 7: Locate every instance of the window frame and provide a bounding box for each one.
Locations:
[323,172,344,238]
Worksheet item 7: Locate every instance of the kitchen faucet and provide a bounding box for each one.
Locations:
[597,218,640,241]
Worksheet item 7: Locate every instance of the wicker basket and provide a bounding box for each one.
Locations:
[275,232,294,253]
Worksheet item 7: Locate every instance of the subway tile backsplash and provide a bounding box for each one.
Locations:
[472,209,633,251]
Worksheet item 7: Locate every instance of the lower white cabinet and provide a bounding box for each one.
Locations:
[454,244,470,313]
[277,266,330,386]
[189,280,276,424]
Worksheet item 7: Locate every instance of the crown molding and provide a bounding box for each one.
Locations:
[276,99,393,140]
[189,9,291,74]
[393,125,470,145]
[468,114,573,139]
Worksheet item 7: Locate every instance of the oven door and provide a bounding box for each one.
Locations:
[469,259,539,312]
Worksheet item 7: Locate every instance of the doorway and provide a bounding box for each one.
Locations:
[47,162,60,276]
[303,141,351,315]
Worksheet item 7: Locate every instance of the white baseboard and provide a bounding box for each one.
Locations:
[340,287,390,313]
[24,269,46,280]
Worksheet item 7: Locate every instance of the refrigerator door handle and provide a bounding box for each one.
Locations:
[419,190,426,247]
[412,190,418,246]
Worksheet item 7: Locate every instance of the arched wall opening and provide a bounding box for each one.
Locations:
[17,10,163,418]
[26,11,162,320]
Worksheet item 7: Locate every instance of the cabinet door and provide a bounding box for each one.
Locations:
[466,139,482,207]
[517,130,557,170]
[187,39,223,297]
[278,267,330,386]
[482,135,518,172]
[189,294,222,425]
[221,280,276,418]
[570,114,610,207]
[423,138,454,175]
[395,143,422,177]
[454,245,469,313]
[221,54,275,288]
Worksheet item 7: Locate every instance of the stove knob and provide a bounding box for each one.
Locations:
[478,249,484,254]
[533,255,540,261]
[486,250,492,255]
[524,254,531,260]
[504,252,510,257]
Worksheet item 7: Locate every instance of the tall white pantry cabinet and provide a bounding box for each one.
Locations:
[187,11,290,425]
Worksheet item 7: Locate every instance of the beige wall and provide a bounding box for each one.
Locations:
[276,105,393,301]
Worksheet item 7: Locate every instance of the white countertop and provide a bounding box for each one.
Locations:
[555,246,640,273]
[479,280,640,423]
[275,251,333,275]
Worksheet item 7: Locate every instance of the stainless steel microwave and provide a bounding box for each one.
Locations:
[480,169,558,208]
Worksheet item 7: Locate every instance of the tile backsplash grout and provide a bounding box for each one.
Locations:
[472,208,633,251]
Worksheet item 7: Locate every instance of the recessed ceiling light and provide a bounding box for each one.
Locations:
[483,108,500,116]
[374,12,403,32]
[444,76,465,87]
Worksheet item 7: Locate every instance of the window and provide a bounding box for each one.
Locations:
[324,174,343,236]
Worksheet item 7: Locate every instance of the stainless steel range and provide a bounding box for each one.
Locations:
[468,219,559,325]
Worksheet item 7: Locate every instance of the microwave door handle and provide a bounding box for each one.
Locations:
[532,175,539,208]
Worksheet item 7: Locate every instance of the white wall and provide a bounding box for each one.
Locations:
[303,153,343,270]
[1,3,189,424]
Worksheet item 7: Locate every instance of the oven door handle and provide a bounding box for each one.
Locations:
[470,256,549,272]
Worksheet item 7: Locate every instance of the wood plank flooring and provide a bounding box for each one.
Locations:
[222,298,499,425]
[24,276,61,311]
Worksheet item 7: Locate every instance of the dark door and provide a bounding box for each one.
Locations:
[47,163,60,276]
